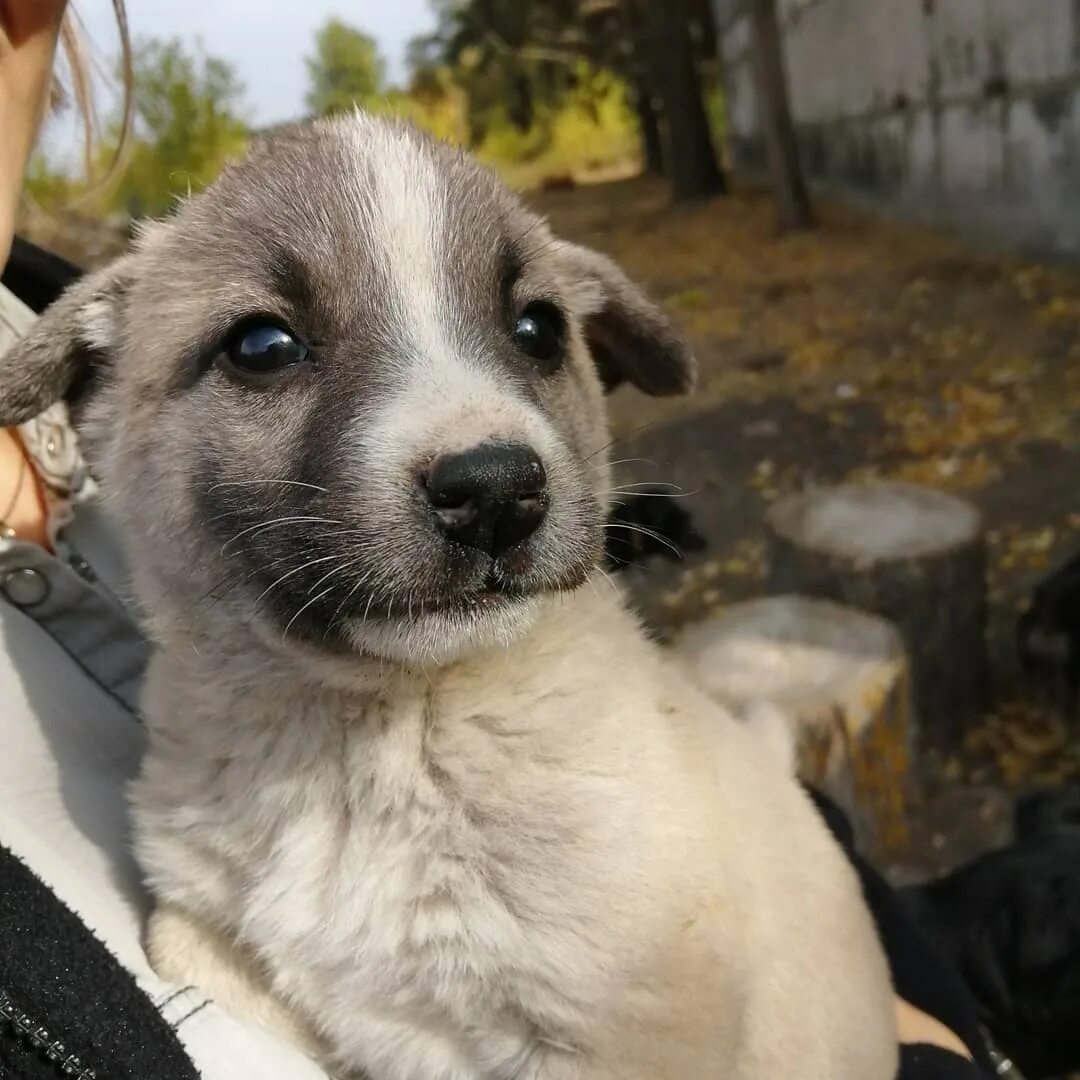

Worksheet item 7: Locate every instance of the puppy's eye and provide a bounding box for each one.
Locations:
[220,320,310,381]
[514,302,564,369]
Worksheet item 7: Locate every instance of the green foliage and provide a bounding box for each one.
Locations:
[23,6,657,232]
[475,61,639,188]
[305,19,386,117]
[22,157,80,209]
[26,37,248,220]
[366,69,471,148]
[109,38,248,218]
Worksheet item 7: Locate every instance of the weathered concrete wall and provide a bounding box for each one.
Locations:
[718,0,1080,254]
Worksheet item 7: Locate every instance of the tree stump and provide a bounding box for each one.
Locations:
[675,596,913,857]
[766,483,988,745]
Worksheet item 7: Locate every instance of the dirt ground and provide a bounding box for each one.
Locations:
[532,175,1080,880]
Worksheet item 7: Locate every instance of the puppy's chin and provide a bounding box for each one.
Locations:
[345,595,545,666]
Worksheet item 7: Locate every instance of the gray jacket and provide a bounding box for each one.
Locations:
[0,283,328,1080]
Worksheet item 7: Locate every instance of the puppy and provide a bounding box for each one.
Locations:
[0,115,897,1080]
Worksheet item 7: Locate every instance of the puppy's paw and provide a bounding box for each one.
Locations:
[146,902,325,1060]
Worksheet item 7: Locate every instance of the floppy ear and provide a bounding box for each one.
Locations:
[559,242,696,396]
[0,256,134,427]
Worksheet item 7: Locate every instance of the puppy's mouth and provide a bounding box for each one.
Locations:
[356,567,590,622]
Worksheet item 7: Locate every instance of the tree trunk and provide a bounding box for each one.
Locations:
[644,0,726,201]
[676,596,914,859]
[748,0,815,229]
[632,76,665,175]
[766,483,989,747]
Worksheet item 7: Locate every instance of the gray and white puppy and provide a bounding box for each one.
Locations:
[0,115,897,1080]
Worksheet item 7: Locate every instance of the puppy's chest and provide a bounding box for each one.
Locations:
[163,688,614,1029]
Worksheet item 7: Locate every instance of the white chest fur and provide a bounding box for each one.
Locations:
[132,591,898,1080]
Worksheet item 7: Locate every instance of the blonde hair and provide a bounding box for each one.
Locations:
[51,0,134,193]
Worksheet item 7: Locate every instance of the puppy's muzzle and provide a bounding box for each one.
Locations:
[423,442,548,558]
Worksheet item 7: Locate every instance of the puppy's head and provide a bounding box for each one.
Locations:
[0,115,694,664]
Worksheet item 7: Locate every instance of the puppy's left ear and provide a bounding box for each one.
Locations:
[0,255,134,426]
[558,242,696,396]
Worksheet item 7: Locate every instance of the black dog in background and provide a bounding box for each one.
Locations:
[908,782,1080,1079]
[1017,552,1080,716]
[603,490,706,571]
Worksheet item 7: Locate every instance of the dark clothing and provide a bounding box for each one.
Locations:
[0,846,197,1080]
[806,788,993,1079]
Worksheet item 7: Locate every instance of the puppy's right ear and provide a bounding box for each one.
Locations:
[0,256,134,426]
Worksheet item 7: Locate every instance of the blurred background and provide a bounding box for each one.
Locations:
[19,1,1080,879]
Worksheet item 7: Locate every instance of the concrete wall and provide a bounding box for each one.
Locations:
[718,0,1080,254]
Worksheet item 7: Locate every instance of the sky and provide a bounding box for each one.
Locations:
[76,0,437,127]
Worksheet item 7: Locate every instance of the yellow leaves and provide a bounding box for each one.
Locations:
[790,336,842,374]
[886,453,1000,491]
[1036,295,1080,323]
[996,526,1057,572]
[680,304,744,339]
[750,459,775,487]
[881,381,1016,480]
[963,702,1078,789]
[981,353,1042,388]
[668,287,706,311]
[541,176,1080,504]
[659,540,767,626]
[1012,265,1045,302]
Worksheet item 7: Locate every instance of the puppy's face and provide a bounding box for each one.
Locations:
[2,116,693,663]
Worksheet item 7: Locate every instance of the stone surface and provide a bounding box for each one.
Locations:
[675,594,914,856]
[719,0,1080,254]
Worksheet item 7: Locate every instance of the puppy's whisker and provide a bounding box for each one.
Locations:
[252,554,343,607]
[199,546,309,608]
[594,567,621,594]
[208,479,330,494]
[605,481,682,491]
[307,559,356,596]
[592,457,658,472]
[327,565,371,629]
[362,592,377,625]
[578,420,664,465]
[283,582,341,640]
[221,516,343,554]
[604,522,683,559]
[603,488,697,500]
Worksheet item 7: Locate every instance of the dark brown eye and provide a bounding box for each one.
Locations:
[220,320,310,382]
[514,302,564,370]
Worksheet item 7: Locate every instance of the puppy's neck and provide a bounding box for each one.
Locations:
[163,576,628,709]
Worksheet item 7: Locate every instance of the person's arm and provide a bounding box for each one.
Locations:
[0,0,68,547]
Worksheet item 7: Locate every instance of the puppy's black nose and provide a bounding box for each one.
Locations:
[424,443,548,557]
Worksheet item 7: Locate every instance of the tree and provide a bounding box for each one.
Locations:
[110,37,248,218]
[641,0,726,199]
[305,19,386,117]
[748,0,815,229]
[415,0,727,197]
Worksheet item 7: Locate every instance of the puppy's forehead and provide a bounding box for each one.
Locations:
[174,115,532,328]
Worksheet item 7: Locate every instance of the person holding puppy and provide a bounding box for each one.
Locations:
[0,3,993,1077]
